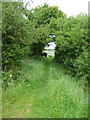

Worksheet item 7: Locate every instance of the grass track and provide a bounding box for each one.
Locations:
[2,58,88,118]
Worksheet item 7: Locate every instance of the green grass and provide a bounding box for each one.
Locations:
[2,57,88,118]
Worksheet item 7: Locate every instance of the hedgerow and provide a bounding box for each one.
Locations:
[2,2,89,86]
[54,14,89,81]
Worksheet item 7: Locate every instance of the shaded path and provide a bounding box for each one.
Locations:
[2,58,88,118]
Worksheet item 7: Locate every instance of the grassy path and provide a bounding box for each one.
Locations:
[2,58,88,118]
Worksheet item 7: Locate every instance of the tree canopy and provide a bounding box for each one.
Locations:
[2,2,89,81]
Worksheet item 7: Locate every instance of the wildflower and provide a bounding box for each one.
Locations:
[10,74,12,78]
[28,103,32,106]
[27,109,31,112]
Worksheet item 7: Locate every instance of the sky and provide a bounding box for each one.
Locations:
[23,0,89,17]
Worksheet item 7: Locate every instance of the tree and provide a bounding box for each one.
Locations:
[54,14,89,81]
[25,3,64,56]
[2,2,30,71]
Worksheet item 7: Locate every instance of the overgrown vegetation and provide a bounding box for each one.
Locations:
[2,2,89,82]
[2,58,88,118]
[54,14,89,82]
[2,1,88,118]
[2,2,30,71]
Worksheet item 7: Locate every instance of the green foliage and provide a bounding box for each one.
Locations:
[30,42,45,56]
[2,2,30,71]
[2,3,88,118]
[2,59,88,118]
[73,49,89,80]
[2,2,65,66]
[27,3,64,26]
[2,2,88,84]
[54,14,89,81]
[25,4,64,56]
[29,24,50,56]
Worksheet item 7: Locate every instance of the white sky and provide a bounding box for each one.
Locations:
[23,0,89,17]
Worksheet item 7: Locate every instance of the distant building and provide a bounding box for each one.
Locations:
[45,42,56,50]
[43,42,56,57]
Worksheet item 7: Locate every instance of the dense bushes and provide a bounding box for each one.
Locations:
[2,2,30,71]
[2,3,65,70]
[54,14,89,81]
[26,4,64,56]
[73,49,89,80]
[2,2,89,87]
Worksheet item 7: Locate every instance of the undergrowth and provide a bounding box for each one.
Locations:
[2,58,88,118]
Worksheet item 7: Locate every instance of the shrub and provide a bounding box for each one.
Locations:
[54,14,89,81]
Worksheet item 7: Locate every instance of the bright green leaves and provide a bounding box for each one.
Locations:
[25,4,64,56]
[31,5,63,26]
[54,14,89,81]
[2,2,30,71]
[2,2,88,81]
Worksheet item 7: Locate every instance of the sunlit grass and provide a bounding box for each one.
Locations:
[2,58,88,118]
